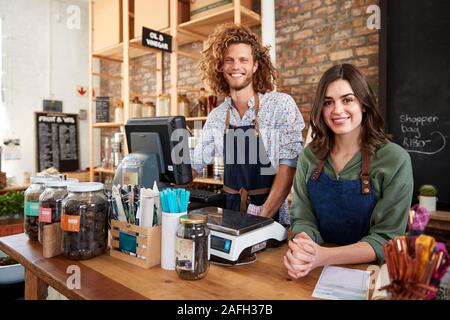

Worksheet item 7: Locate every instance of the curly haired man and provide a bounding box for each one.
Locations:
[192,23,305,224]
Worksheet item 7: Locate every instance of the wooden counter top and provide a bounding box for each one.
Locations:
[0,233,372,300]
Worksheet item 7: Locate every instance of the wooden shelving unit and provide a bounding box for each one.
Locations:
[92,122,123,128]
[88,0,261,184]
[193,177,224,186]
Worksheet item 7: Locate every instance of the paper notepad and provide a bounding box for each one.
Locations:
[312,266,370,300]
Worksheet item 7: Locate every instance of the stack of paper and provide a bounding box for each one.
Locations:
[312,266,370,300]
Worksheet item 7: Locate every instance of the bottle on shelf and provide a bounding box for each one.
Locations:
[130,96,142,119]
[101,137,114,169]
[156,94,170,116]
[111,132,124,168]
[114,100,124,123]
[178,91,190,118]
[142,101,156,117]
[207,94,218,114]
[196,88,207,117]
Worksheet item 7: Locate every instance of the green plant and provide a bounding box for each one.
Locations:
[419,184,438,197]
[0,191,24,217]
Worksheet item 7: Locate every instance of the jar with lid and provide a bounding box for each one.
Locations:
[178,92,190,118]
[156,94,170,116]
[175,213,210,280]
[142,101,156,117]
[196,88,207,117]
[130,96,142,118]
[121,155,143,185]
[24,176,59,241]
[61,182,108,260]
[114,100,124,123]
[38,178,78,243]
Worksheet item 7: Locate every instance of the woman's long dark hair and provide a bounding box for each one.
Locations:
[310,64,390,160]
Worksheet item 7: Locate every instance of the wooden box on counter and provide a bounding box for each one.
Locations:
[109,220,161,269]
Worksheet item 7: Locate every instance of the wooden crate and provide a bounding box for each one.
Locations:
[110,220,161,268]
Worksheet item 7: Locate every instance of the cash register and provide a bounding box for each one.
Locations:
[190,207,288,264]
[112,116,225,209]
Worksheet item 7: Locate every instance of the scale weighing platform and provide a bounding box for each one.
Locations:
[190,207,288,264]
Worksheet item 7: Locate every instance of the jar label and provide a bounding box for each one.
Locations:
[39,207,53,223]
[61,214,80,232]
[175,237,195,271]
[24,201,39,217]
[123,171,138,185]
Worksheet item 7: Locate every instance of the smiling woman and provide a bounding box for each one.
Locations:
[285,64,414,279]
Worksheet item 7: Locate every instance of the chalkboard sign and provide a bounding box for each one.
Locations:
[384,0,450,207]
[35,112,80,172]
[141,27,172,53]
[95,96,110,123]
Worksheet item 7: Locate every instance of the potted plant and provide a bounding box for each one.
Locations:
[0,191,24,220]
[418,184,438,212]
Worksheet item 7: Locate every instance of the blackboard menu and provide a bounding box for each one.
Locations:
[385,0,450,207]
[95,96,110,122]
[35,112,79,172]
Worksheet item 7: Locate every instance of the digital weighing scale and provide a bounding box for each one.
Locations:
[190,207,288,264]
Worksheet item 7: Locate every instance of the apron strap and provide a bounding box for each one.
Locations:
[311,159,325,181]
[360,148,371,195]
[312,148,372,195]
[223,185,271,213]
[224,94,260,135]
[224,107,231,134]
[253,94,260,137]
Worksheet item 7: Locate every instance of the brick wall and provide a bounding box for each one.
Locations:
[100,0,380,135]
[275,0,380,128]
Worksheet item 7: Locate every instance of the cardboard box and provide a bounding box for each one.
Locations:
[190,0,253,20]
[134,0,190,38]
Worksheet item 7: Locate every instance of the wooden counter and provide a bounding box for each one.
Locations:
[0,233,373,300]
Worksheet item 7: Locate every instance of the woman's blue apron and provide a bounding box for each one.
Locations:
[306,149,377,244]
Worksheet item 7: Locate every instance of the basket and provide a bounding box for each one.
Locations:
[110,220,161,269]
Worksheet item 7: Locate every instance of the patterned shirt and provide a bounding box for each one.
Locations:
[192,91,305,224]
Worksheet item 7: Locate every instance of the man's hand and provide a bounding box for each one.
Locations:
[283,232,325,279]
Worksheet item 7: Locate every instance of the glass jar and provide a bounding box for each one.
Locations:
[142,101,156,117]
[61,182,108,260]
[197,88,207,117]
[24,176,59,241]
[38,179,78,243]
[175,214,210,280]
[130,97,142,118]
[121,155,143,185]
[114,101,124,123]
[156,94,170,116]
[178,93,190,118]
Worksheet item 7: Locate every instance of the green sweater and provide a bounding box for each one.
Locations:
[290,142,414,264]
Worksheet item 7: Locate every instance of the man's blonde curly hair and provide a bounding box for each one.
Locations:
[199,23,278,97]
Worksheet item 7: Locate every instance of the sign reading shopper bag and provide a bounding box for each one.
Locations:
[141,27,172,53]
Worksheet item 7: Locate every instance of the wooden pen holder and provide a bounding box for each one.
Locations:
[109,220,161,269]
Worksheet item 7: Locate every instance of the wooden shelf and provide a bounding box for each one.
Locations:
[0,185,29,194]
[186,116,207,122]
[93,122,123,128]
[93,38,161,61]
[193,177,223,185]
[93,167,116,174]
[177,6,261,46]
